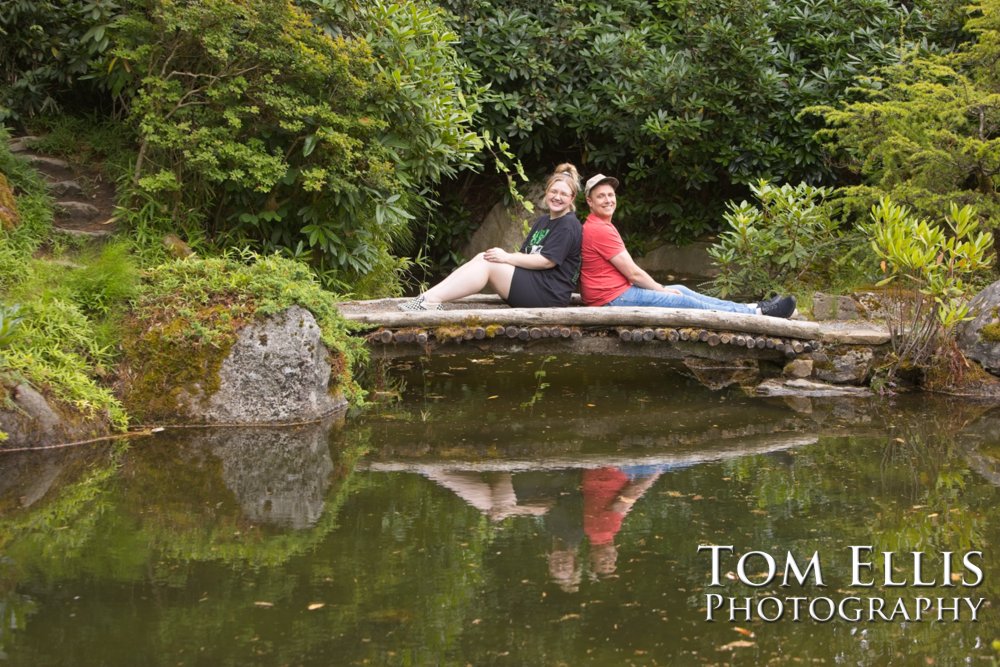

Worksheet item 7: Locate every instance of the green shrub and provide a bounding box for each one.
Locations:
[61,242,139,317]
[1,297,128,429]
[869,198,994,380]
[103,0,487,295]
[0,0,119,121]
[0,304,22,348]
[808,0,1000,228]
[0,128,52,258]
[706,180,870,298]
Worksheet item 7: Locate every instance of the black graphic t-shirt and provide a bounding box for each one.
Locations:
[507,212,582,308]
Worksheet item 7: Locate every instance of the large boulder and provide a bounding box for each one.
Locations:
[191,306,345,423]
[0,382,111,448]
[957,280,1000,375]
[636,240,719,279]
[124,306,347,424]
[459,186,543,258]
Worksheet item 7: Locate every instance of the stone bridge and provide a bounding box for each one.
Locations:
[338,295,890,395]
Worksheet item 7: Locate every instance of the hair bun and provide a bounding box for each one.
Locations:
[553,162,581,187]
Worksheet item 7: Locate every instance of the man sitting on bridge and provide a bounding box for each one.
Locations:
[580,174,796,318]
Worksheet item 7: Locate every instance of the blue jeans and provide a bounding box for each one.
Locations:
[606,285,755,314]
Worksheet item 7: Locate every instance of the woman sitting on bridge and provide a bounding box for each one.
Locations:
[399,164,583,311]
[580,174,796,318]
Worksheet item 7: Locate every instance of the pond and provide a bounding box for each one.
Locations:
[1,354,998,666]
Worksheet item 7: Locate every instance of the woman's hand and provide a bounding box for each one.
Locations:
[484,247,512,264]
[485,247,555,270]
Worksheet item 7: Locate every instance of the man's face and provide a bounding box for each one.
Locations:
[587,183,617,220]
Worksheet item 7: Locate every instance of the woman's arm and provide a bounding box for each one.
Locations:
[609,250,679,293]
[484,247,555,270]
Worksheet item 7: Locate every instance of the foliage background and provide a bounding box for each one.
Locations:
[434,0,972,246]
[2,0,990,285]
[1,0,999,410]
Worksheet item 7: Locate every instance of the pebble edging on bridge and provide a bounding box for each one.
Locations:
[362,323,819,357]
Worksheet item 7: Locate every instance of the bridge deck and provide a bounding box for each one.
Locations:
[338,295,889,360]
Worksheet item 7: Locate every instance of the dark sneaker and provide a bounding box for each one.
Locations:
[760,295,796,318]
[398,296,444,312]
[756,294,781,310]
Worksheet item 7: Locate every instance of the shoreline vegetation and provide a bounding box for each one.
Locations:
[1,0,999,443]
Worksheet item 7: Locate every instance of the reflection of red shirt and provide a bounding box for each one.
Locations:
[583,467,629,545]
[581,214,630,306]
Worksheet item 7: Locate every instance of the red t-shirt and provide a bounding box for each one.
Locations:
[582,467,630,546]
[581,214,631,306]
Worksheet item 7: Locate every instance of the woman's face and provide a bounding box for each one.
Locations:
[587,183,617,220]
[545,180,574,218]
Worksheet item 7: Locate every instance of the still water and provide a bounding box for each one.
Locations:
[1,354,999,666]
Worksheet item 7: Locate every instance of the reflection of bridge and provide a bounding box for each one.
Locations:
[339,295,889,361]
[361,432,818,473]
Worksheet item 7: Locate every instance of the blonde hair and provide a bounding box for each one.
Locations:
[545,162,581,212]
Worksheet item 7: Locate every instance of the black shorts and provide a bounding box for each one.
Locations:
[506,267,569,308]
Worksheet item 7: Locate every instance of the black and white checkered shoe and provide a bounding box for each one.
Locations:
[398,296,444,312]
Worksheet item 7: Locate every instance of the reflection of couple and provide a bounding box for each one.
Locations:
[546,467,661,591]
[422,470,552,522]
[422,465,664,592]
[582,467,662,580]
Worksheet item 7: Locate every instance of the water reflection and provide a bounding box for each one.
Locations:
[373,428,821,592]
[411,466,668,590]
[186,422,336,529]
[956,406,1000,488]
[0,355,998,665]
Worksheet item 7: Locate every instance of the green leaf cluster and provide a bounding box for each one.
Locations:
[104,0,486,295]
[868,197,994,376]
[706,180,869,297]
[0,0,119,121]
[0,304,22,349]
[2,297,129,430]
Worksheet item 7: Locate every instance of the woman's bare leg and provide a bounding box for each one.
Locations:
[422,253,515,303]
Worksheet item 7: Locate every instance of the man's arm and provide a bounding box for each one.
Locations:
[609,250,679,293]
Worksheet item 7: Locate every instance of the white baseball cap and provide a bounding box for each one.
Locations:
[584,174,620,197]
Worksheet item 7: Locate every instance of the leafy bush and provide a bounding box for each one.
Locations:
[868,198,994,380]
[0,127,52,258]
[1,297,128,428]
[706,180,870,298]
[0,304,22,348]
[104,0,487,295]
[61,242,139,317]
[0,0,119,121]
